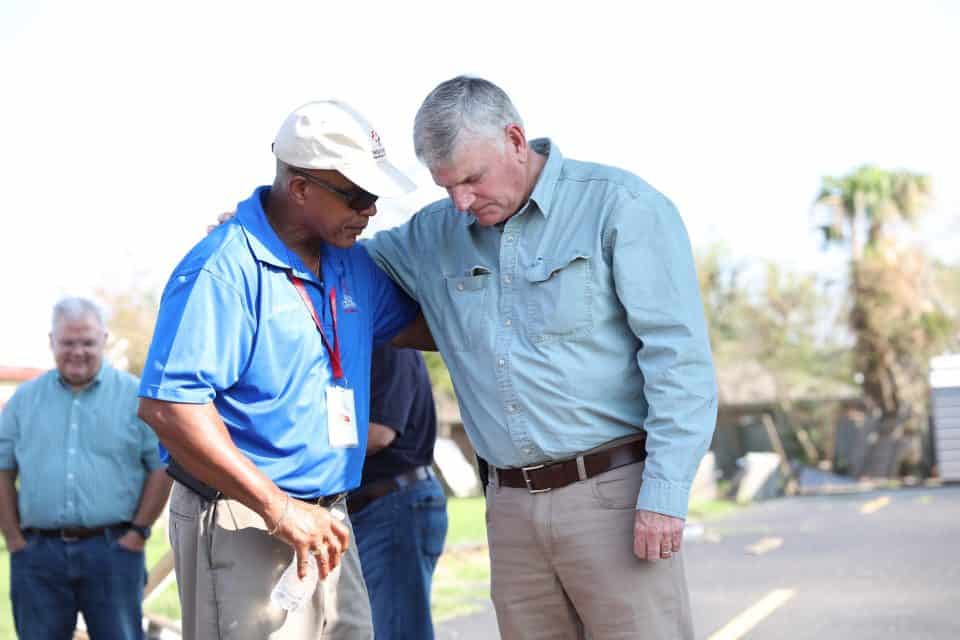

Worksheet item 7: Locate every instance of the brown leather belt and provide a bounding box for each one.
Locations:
[347,466,434,515]
[495,437,647,493]
[296,492,348,509]
[25,523,129,542]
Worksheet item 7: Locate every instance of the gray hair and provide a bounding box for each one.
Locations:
[52,297,105,330]
[413,76,524,167]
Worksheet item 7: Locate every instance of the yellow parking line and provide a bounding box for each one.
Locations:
[859,496,891,515]
[707,589,796,640]
[746,537,783,555]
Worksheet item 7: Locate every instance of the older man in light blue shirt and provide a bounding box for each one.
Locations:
[366,76,717,639]
[0,297,171,640]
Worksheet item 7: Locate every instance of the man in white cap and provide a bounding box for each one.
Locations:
[138,101,427,639]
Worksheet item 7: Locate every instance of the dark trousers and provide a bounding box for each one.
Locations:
[10,529,145,640]
[351,476,448,640]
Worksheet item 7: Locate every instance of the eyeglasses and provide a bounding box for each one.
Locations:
[289,169,379,212]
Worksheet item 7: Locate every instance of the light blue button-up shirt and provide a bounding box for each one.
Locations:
[366,139,717,518]
[0,364,163,529]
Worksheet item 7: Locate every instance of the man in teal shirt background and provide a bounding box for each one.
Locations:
[366,76,718,639]
[0,297,171,639]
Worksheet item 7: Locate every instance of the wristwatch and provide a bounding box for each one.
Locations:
[127,522,151,541]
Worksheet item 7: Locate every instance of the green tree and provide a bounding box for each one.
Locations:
[98,287,159,377]
[815,166,953,475]
[698,247,852,465]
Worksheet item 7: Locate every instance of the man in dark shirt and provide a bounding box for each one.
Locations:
[347,344,448,639]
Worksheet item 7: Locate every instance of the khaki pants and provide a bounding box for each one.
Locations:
[486,461,694,640]
[168,482,373,640]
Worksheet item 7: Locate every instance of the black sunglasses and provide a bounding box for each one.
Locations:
[290,169,379,212]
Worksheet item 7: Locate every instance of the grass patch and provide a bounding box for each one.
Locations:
[445,496,487,547]
[431,547,490,622]
[0,541,11,639]
[143,532,181,621]
[431,496,491,621]
[687,498,740,521]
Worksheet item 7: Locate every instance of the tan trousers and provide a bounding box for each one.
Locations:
[486,461,694,640]
[168,482,373,640]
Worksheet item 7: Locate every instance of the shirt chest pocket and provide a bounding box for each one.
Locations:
[523,253,594,343]
[442,273,491,352]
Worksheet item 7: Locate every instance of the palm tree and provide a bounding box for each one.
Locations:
[816,165,931,261]
[815,166,942,476]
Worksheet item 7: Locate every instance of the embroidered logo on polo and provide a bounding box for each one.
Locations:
[341,292,359,313]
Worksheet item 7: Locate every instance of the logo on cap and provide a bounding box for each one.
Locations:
[370,130,386,160]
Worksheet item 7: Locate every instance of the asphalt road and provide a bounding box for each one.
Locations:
[437,484,960,639]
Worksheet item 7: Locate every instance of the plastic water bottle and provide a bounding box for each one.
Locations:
[269,506,347,611]
[270,554,318,612]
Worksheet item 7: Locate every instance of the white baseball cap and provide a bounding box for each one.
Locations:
[272,100,416,197]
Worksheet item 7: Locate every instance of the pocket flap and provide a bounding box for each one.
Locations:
[445,274,490,292]
[525,253,591,283]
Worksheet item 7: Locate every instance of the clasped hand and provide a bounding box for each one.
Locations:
[272,498,350,580]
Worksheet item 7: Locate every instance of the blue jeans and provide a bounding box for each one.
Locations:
[351,476,448,640]
[10,528,146,640]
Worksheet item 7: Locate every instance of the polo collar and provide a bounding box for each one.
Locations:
[236,186,321,283]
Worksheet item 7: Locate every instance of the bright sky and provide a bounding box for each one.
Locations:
[2,0,958,368]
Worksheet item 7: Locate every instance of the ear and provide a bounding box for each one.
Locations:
[505,124,528,162]
[288,175,309,205]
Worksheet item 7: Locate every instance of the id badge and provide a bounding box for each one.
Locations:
[326,385,359,448]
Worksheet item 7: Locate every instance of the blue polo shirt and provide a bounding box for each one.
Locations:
[139,186,419,498]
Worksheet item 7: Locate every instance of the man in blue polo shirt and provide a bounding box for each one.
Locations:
[137,101,425,640]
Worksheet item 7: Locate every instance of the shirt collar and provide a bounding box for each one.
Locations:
[526,138,562,219]
[236,186,320,282]
[466,137,563,227]
[57,363,107,391]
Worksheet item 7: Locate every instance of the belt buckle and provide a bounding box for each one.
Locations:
[521,464,551,494]
[60,529,80,542]
[321,492,346,508]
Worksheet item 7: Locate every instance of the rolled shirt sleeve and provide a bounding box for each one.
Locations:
[609,193,718,519]
[0,393,20,470]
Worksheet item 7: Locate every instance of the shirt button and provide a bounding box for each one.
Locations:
[503,275,512,284]
[504,319,512,327]
[69,448,76,455]
[67,473,74,480]
[497,359,505,367]
[70,423,78,430]
[456,282,465,291]
[66,501,73,507]
[508,403,518,413]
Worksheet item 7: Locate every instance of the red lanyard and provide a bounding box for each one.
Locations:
[286,272,345,381]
